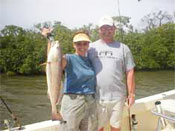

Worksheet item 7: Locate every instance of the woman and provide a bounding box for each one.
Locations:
[42,29,97,131]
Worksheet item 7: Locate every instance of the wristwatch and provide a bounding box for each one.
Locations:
[131,94,135,97]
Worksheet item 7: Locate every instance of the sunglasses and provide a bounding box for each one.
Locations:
[74,42,89,46]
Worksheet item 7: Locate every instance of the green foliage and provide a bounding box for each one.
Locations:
[122,23,175,70]
[0,25,47,75]
[0,11,174,75]
[53,22,74,54]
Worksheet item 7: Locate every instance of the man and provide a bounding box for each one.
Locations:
[88,15,135,131]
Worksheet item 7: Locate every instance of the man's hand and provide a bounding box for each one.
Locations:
[128,94,135,108]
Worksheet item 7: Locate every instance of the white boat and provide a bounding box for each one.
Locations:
[3,90,175,131]
[121,89,175,131]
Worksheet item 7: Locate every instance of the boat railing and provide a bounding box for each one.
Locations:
[151,108,175,123]
[151,100,175,131]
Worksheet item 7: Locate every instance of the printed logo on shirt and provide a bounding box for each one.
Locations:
[99,51,113,56]
[96,50,119,59]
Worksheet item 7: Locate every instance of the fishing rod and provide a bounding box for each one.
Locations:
[117,0,132,130]
[117,0,124,42]
[0,96,23,130]
[122,35,137,131]
[122,47,132,131]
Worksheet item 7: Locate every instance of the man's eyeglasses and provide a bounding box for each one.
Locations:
[100,25,114,31]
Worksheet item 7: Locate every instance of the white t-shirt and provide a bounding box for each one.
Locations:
[88,39,135,101]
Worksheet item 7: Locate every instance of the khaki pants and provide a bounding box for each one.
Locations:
[60,94,98,131]
[97,99,125,129]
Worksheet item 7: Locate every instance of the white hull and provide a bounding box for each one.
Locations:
[121,89,175,131]
[4,90,175,131]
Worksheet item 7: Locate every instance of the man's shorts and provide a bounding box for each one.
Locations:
[97,98,125,129]
[60,94,98,131]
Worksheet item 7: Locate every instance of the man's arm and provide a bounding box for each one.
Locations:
[126,68,135,108]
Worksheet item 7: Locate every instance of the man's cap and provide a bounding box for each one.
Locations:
[98,15,114,28]
[73,32,91,43]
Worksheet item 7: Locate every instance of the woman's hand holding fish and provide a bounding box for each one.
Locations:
[51,111,63,121]
[41,28,53,38]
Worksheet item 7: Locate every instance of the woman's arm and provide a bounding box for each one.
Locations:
[62,55,67,70]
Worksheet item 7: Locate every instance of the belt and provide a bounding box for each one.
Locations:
[64,93,95,99]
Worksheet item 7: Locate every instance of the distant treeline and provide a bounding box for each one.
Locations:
[0,11,174,75]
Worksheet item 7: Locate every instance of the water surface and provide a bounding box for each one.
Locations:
[0,71,174,129]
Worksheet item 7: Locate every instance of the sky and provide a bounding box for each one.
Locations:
[0,0,174,30]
